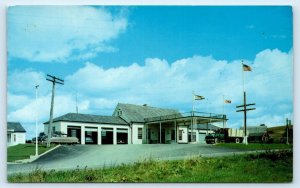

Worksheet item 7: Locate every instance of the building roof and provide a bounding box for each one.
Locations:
[113,103,180,123]
[241,125,268,133]
[7,122,26,132]
[191,124,220,131]
[44,113,128,125]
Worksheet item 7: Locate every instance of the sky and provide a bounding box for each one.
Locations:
[7,6,293,139]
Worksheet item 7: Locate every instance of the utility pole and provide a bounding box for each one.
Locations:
[35,85,39,156]
[286,118,289,145]
[46,74,64,147]
[76,92,78,114]
[236,92,256,145]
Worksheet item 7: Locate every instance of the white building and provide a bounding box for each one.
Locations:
[7,122,26,147]
[44,103,225,145]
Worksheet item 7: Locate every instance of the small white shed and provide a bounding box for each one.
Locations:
[7,122,26,147]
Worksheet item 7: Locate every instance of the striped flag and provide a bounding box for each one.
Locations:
[194,94,205,100]
[243,63,252,71]
[224,99,231,104]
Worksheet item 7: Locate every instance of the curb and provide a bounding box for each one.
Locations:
[7,144,61,164]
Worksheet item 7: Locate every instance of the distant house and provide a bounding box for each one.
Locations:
[44,103,225,145]
[7,122,26,146]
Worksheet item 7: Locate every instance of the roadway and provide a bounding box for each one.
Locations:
[7,144,250,175]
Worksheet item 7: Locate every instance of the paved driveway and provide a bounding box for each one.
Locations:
[7,144,248,175]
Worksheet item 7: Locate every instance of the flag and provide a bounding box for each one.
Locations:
[194,94,205,100]
[243,63,252,71]
[224,99,231,104]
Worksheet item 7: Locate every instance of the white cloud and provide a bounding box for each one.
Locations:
[247,112,293,126]
[7,93,31,110]
[7,48,293,139]
[7,93,82,123]
[66,48,293,125]
[8,6,127,62]
[8,69,46,94]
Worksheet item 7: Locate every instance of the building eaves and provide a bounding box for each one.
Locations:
[44,113,128,125]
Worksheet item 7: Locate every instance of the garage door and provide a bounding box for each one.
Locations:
[198,133,206,144]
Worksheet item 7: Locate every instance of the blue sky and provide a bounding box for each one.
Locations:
[7,6,293,139]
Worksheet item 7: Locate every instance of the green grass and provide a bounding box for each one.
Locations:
[8,150,293,183]
[7,144,57,162]
[214,143,293,150]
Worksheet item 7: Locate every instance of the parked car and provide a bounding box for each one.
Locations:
[50,137,79,144]
[32,132,47,144]
[117,139,126,144]
[85,136,94,144]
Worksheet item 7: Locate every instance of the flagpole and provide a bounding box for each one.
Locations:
[192,91,194,112]
[222,95,225,115]
[192,91,194,142]
[192,92,205,142]
[222,95,225,128]
[242,61,245,92]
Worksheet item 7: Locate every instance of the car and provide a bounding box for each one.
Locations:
[32,133,47,144]
[85,136,94,144]
[117,139,126,144]
[50,137,79,144]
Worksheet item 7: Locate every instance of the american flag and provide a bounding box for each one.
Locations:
[242,63,252,71]
[224,99,231,104]
[194,94,205,100]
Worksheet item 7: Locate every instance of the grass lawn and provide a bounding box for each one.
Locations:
[8,150,293,183]
[7,144,57,162]
[214,143,292,150]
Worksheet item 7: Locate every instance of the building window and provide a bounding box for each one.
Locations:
[52,126,55,133]
[179,130,183,141]
[7,134,11,143]
[138,128,143,139]
[14,135,16,142]
[117,109,122,116]
[71,129,77,137]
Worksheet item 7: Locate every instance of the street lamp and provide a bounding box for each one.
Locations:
[35,85,39,156]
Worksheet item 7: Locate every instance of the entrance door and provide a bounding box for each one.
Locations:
[198,133,206,144]
[161,129,166,144]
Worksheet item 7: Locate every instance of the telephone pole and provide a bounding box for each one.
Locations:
[286,118,291,145]
[76,92,78,114]
[46,74,64,147]
[236,92,256,145]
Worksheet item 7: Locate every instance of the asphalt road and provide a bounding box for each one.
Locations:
[7,144,249,175]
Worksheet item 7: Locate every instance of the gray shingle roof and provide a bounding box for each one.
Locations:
[192,124,220,130]
[240,125,268,133]
[113,103,180,123]
[7,122,26,132]
[44,113,128,125]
